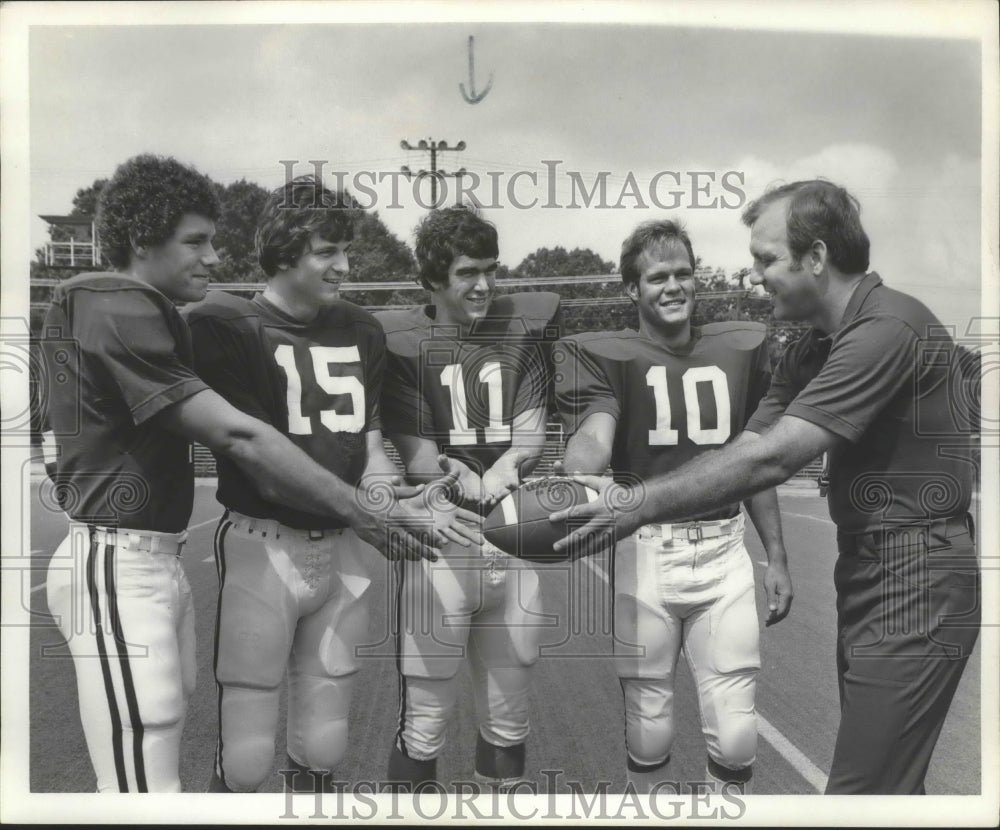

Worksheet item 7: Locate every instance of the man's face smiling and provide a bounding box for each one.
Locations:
[434,254,498,327]
[627,240,696,342]
[141,212,219,303]
[278,233,350,316]
[748,199,820,322]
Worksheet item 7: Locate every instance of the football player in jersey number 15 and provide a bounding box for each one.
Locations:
[553,219,793,795]
[376,206,561,790]
[185,177,480,793]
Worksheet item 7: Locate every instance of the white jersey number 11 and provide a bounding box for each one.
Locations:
[440,362,511,445]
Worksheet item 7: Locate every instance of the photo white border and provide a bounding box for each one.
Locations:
[2,0,997,825]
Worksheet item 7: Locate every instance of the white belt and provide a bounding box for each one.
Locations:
[639,515,742,543]
[80,524,188,557]
[225,510,347,541]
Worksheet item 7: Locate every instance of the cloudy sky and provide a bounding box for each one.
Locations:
[11,1,996,328]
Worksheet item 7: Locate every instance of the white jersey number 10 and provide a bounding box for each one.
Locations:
[440,362,511,445]
[646,365,731,445]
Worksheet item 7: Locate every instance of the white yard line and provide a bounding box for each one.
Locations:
[756,717,828,792]
[578,544,827,793]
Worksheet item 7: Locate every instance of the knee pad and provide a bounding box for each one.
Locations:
[216,735,275,792]
[621,678,674,767]
[711,706,758,771]
[287,672,356,771]
[395,676,458,761]
[138,683,187,731]
[216,684,283,791]
[296,716,350,773]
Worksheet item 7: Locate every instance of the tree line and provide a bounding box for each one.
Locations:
[27,174,984,424]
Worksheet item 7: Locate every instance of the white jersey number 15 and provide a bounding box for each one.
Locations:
[274,344,366,434]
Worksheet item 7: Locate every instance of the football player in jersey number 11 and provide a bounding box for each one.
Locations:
[376,205,561,790]
[553,219,793,795]
[185,176,481,793]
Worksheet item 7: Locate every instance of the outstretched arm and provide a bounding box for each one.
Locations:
[553,415,838,554]
[155,389,449,560]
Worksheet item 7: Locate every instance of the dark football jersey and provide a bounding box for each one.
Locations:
[554,322,771,520]
[41,272,209,532]
[185,292,385,530]
[376,292,561,476]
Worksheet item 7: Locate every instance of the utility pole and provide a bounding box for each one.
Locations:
[401,138,467,205]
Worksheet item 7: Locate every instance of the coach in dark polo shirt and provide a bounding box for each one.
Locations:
[553,179,980,794]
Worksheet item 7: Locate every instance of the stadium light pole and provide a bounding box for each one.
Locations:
[400,138,467,205]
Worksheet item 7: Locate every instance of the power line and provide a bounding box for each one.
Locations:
[400,138,467,205]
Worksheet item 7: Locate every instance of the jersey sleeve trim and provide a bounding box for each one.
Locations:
[132,377,209,424]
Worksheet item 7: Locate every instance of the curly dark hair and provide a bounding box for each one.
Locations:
[619,219,695,286]
[256,175,357,277]
[413,205,499,291]
[741,179,870,274]
[97,154,221,269]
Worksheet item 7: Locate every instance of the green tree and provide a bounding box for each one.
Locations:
[511,245,615,283]
[211,179,269,283]
[344,210,421,307]
[507,245,621,333]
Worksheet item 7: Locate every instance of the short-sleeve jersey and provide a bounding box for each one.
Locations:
[40,272,209,532]
[376,292,561,476]
[555,321,771,521]
[745,273,975,533]
[185,292,385,530]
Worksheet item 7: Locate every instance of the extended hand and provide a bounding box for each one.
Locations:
[549,472,643,558]
[438,454,486,506]
[481,449,534,505]
[400,459,483,549]
[353,465,479,560]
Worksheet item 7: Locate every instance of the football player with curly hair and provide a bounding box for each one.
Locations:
[41,156,468,792]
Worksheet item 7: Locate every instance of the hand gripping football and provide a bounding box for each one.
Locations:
[483,477,599,562]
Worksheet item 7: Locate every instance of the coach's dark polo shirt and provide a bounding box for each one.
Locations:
[746,273,974,533]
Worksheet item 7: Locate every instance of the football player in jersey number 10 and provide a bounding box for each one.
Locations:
[185,176,480,793]
[553,219,793,795]
[376,206,561,790]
